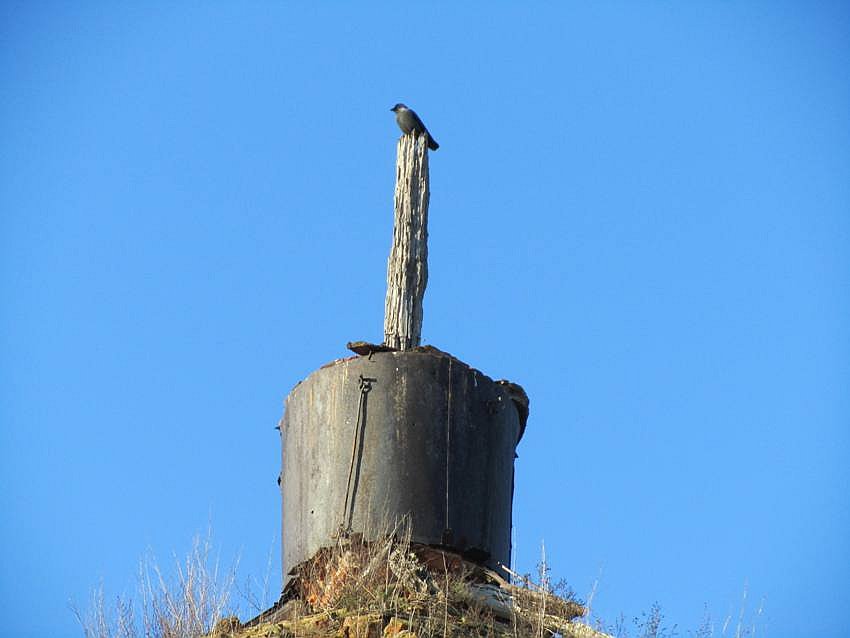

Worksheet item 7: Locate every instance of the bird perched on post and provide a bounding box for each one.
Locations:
[391,103,439,150]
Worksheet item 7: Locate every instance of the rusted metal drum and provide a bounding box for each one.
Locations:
[279,348,524,583]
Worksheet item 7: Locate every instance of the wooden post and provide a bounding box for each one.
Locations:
[383,133,430,350]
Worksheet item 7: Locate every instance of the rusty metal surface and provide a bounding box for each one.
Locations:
[280,350,523,583]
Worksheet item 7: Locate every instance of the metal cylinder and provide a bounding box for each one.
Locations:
[279,349,523,583]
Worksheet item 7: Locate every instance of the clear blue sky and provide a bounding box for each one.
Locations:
[1,3,848,637]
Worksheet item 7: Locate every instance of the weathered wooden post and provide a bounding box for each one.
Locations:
[384,134,430,350]
[277,125,528,591]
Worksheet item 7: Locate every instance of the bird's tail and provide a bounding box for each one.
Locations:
[427,135,439,151]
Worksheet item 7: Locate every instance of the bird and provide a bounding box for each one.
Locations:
[390,103,439,150]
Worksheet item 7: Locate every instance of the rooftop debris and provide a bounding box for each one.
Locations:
[224,530,611,638]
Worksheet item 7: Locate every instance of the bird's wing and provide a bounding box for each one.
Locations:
[409,110,427,133]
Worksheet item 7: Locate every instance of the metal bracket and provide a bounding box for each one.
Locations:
[359,375,377,393]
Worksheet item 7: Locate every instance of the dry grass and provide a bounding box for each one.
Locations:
[74,526,762,638]
[73,533,239,638]
[591,587,765,638]
[263,519,593,638]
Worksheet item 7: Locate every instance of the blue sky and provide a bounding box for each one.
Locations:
[1,3,848,637]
